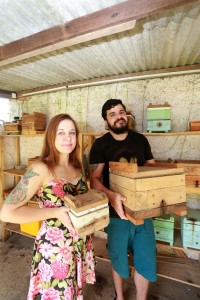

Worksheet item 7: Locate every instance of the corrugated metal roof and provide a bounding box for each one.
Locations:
[0,0,199,93]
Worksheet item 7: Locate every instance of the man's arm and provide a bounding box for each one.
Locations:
[90,163,127,219]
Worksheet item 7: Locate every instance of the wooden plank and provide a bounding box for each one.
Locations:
[110,182,186,211]
[109,162,138,177]
[124,203,187,220]
[72,216,109,237]
[110,173,185,191]
[0,0,195,67]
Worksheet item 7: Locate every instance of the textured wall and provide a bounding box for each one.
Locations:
[3,73,200,200]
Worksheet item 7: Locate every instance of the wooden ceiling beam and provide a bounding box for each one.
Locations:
[17,64,200,98]
[0,0,196,68]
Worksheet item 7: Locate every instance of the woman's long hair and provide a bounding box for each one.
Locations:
[40,114,81,170]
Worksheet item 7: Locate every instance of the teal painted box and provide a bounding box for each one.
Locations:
[153,215,174,246]
[147,103,171,120]
[181,210,200,250]
[147,120,171,132]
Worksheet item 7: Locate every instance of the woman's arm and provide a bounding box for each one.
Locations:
[0,163,71,228]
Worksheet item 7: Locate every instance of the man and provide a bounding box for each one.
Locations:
[89,99,157,300]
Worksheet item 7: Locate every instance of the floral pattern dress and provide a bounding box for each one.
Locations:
[27,174,96,300]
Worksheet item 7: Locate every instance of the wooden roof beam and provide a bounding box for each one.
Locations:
[0,0,196,68]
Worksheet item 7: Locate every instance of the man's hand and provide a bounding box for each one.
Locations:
[109,191,127,220]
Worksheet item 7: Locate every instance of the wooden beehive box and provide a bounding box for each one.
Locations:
[153,215,175,246]
[109,162,186,224]
[4,121,22,133]
[147,102,171,133]
[181,209,200,250]
[64,189,109,236]
[22,112,46,134]
[145,160,200,194]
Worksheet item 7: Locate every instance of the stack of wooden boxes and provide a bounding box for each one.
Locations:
[147,102,171,132]
[109,162,187,225]
[22,112,46,134]
[64,189,109,236]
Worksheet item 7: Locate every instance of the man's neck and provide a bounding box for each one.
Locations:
[110,130,128,141]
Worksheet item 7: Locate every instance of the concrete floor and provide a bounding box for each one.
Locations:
[0,233,200,300]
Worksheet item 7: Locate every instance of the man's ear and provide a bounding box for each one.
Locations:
[105,120,109,130]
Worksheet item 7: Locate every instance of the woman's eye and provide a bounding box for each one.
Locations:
[70,131,76,135]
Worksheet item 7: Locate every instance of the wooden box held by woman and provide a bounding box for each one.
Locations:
[109,162,187,224]
[64,189,109,236]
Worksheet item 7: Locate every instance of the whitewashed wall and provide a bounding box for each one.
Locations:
[10,74,200,208]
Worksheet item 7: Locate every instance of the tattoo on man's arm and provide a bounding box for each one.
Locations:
[90,164,99,172]
[5,168,39,205]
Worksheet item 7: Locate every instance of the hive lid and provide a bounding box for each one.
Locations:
[64,189,108,212]
[109,162,184,179]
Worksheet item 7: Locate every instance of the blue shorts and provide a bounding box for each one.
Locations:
[104,218,157,282]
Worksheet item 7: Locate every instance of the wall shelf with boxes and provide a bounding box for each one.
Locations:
[0,134,43,241]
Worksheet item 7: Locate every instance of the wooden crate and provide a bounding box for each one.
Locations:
[109,162,186,224]
[64,189,109,236]
[181,209,200,250]
[153,215,175,246]
[4,121,22,133]
[147,103,171,120]
[22,112,46,134]
[145,160,200,194]
[147,120,171,133]
[189,121,200,131]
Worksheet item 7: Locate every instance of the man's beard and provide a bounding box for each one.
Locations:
[107,118,128,134]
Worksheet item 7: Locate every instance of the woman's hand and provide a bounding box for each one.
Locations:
[55,206,75,231]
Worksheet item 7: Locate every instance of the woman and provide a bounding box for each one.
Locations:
[0,114,96,300]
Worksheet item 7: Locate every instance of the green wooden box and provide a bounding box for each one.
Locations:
[153,215,174,246]
[147,120,171,132]
[181,210,200,250]
[147,107,171,120]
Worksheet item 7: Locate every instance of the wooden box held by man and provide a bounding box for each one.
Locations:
[145,159,200,195]
[64,189,109,236]
[109,162,187,224]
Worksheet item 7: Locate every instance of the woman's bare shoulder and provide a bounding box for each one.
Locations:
[28,161,50,177]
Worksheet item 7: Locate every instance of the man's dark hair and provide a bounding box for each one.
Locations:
[101,99,126,120]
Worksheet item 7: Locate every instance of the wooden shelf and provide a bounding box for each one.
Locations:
[143,131,200,136]
[3,168,27,176]
[4,223,35,239]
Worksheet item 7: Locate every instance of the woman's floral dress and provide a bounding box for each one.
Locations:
[27,174,96,300]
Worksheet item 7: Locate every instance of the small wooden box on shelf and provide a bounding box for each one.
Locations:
[22,112,46,134]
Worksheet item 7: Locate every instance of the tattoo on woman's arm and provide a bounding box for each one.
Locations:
[5,168,39,205]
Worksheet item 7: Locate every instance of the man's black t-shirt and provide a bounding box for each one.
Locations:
[89,130,154,218]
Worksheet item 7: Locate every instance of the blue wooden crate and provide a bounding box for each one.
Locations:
[153,215,174,246]
[147,120,171,132]
[181,210,200,250]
